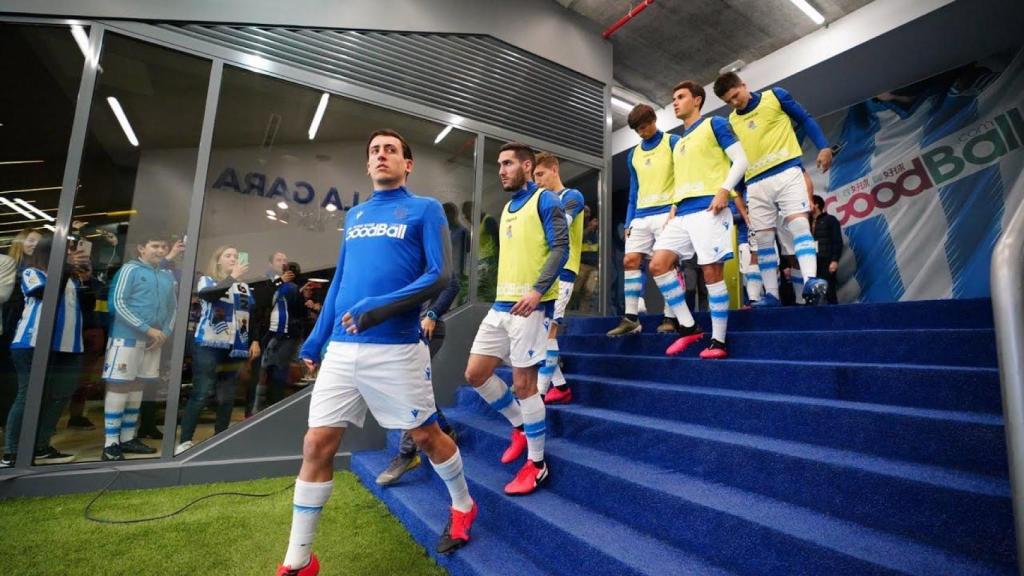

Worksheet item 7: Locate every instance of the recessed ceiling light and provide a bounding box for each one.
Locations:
[277,201,288,210]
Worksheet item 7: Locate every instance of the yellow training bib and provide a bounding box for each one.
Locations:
[673,117,732,201]
[631,134,675,210]
[497,187,560,302]
[729,89,802,180]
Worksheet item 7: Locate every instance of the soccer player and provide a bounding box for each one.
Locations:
[714,72,832,306]
[607,104,679,337]
[276,130,474,576]
[650,80,748,359]
[465,142,568,496]
[100,234,177,461]
[532,152,584,405]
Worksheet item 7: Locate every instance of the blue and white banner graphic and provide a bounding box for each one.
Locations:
[805,46,1024,303]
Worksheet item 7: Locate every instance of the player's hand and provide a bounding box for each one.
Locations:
[342,312,359,334]
[510,289,542,317]
[708,189,730,214]
[829,261,838,274]
[249,340,261,359]
[624,227,632,239]
[817,148,833,173]
[281,271,296,283]
[420,316,436,340]
[302,358,319,373]
[145,327,166,350]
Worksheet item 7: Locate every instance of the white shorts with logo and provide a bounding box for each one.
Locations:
[654,208,734,266]
[625,211,674,256]
[553,280,574,323]
[470,308,551,368]
[746,166,810,232]
[103,337,161,383]
[307,341,435,430]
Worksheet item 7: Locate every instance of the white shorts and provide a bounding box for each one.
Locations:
[307,341,435,430]
[746,166,811,232]
[625,212,673,256]
[553,279,574,323]
[103,337,161,383]
[653,209,734,266]
[470,308,551,368]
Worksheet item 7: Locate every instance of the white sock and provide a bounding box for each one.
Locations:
[745,269,763,303]
[552,363,566,388]
[120,390,143,443]
[283,479,333,570]
[787,217,818,278]
[475,375,523,427]
[104,391,128,447]
[791,269,805,304]
[519,393,546,462]
[653,271,695,327]
[624,269,642,316]
[757,234,780,298]
[707,281,729,343]
[430,450,473,512]
[538,338,558,395]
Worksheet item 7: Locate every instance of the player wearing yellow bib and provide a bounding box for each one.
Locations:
[465,142,568,496]
[714,72,833,306]
[649,81,749,360]
[606,104,680,337]
[533,152,585,405]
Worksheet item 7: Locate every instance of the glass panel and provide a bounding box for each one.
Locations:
[176,65,476,453]
[479,138,601,315]
[27,32,211,465]
[0,23,86,468]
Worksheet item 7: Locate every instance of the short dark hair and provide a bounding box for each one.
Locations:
[627,104,657,130]
[713,72,743,98]
[673,80,706,110]
[136,233,167,246]
[499,142,536,167]
[813,195,825,210]
[366,129,413,161]
[534,152,559,169]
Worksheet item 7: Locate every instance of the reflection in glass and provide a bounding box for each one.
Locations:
[25,32,211,465]
[0,23,86,467]
[178,65,476,451]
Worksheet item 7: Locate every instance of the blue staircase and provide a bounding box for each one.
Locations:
[349,298,1016,575]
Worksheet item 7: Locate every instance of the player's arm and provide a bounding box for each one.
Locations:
[111,266,150,335]
[732,192,751,227]
[563,190,584,226]
[300,241,346,363]
[427,270,461,319]
[345,201,451,333]
[773,87,832,171]
[708,117,749,213]
[625,149,638,232]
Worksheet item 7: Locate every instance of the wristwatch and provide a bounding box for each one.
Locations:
[426,310,438,321]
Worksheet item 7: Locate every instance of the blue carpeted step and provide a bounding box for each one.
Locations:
[453,389,1012,564]
[560,328,997,367]
[447,409,1013,575]
[352,449,740,576]
[523,372,1008,476]
[349,451,549,576]
[559,352,1003,414]
[565,298,995,335]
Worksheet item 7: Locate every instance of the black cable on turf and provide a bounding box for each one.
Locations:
[84,468,294,525]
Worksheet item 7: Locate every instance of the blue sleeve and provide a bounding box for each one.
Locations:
[300,241,345,362]
[347,200,451,332]
[710,116,739,149]
[563,189,586,221]
[626,148,638,227]
[773,87,829,151]
[534,191,569,294]
[111,266,149,334]
[428,271,461,318]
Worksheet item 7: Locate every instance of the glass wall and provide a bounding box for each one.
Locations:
[26,32,211,465]
[175,64,476,454]
[480,137,601,314]
[0,23,87,467]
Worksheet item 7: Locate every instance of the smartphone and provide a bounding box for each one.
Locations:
[77,238,93,257]
[238,251,249,267]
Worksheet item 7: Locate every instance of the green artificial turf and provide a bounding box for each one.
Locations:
[0,472,446,576]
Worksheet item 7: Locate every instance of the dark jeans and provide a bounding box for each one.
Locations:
[179,346,242,443]
[5,349,82,453]
[817,257,840,304]
[263,335,300,407]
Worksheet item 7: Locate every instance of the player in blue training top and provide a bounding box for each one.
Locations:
[276,130,475,576]
[532,151,584,405]
[465,142,569,496]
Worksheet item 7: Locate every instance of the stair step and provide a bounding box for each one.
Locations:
[558,352,1002,413]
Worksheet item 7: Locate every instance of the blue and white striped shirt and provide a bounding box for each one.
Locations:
[11,268,83,352]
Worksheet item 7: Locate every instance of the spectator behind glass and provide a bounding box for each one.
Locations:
[0,228,41,429]
[572,205,599,313]
[443,202,469,305]
[177,245,257,454]
[261,259,304,410]
[462,200,499,301]
[2,234,93,466]
[243,250,293,416]
[812,195,843,305]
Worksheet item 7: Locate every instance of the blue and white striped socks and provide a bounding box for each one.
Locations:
[653,271,695,327]
[104,392,127,447]
[745,268,763,303]
[520,393,546,462]
[430,450,473,512]
[120,390,143,443]
[708,281,730,343]
[538,339,559,395]
[624,269,643,316]
[787,217,818,278]
[757,234,781,298]
[475,375,523,427]
[284,478,333,569]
